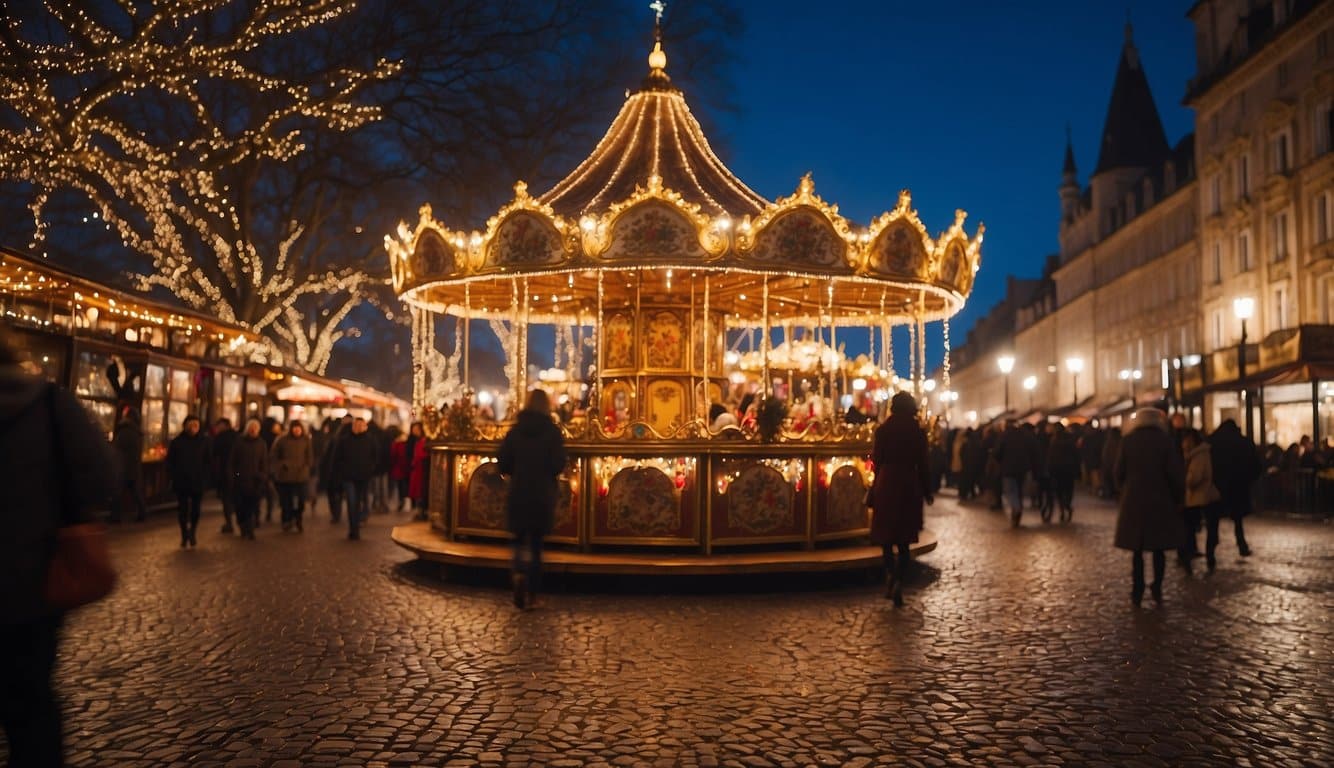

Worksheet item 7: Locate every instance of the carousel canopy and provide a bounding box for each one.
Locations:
[385,33,982,328]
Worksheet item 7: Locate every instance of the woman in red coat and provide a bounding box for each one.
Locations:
[407,422,429,520]
[870,392,934,606]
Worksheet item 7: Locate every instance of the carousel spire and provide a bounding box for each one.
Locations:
[646,1,670,84]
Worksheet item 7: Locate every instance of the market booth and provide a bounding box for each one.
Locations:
[384,32,978,572]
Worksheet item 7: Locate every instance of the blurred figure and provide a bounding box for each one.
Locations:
[997,420,1038,527]
[409,428,430,521]
[869,392,933,607]
[166,415,210,548]
[1101,427,1122,499]
[497,389,567,610]
[111,403,146,523]
[259,417,281,524]
[331,417,378,540]
[1047,422,1079,522]
[1114,408,1185,606]
[1180,428,1220,572]
[271,420,313,533]
[1208,419,1260,562]
[1,327,115,765]
[211,418,238,533]
[390,427,413,513]
[230,419,269,540]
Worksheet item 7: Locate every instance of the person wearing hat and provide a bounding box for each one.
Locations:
[869,391,934,606]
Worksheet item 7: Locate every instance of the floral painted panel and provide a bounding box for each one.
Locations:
[489,211,563,267]
[607,467,678,536]
[413,230,456,279]
[466,462,508,529]
[605,313,634,369]
[938,242,966,287]
[751,209,843,267]
[726,465,794,535]
[869,221,926,277]
[605,203,705,261]
[553,473,575,532]
[644,311,684,369]
[825,465,868,531]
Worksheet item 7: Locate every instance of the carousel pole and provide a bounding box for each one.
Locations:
[596,270,604,421]
[522,277,531,401]
[635,268,643,421]
[762,275,771,397]
[511,279,520,410]
[826,279,835,426]
[918,290,927,396]
[690,274,698,419]
[463,283,471,397]
[703,274,710,416]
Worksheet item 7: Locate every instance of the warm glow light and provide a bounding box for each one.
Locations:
[997,355,1015,375]
[852,378,867,392]
[1065,357,1084,374]
[477,390,495,406]
[922,379,937,392]
[1022,375,1037,391]
[1233,296,1255,321]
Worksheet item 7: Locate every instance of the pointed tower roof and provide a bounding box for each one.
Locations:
[1062,124,1078,181]
[1094,23,1170,175]
[537,28,768,217]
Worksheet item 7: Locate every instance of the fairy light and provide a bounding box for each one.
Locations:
[1,2,399,375]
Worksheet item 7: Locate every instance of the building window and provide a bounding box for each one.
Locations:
[1237,229,1253,272]
[1271,210,1290,261]
[1236,153,1250,198]
[1271,285,1288,331]
[1316,99,1333,156]
[1270,128,1292,175]
[1209,173,1222,214]
[1212,309,1225,350]
[1316,192,1333,244]
[1211,240,1223,284]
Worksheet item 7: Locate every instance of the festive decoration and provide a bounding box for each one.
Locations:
[0,2,399,374]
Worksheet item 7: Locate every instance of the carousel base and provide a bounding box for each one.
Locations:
[391,522,937,576]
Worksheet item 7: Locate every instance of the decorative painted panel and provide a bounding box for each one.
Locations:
[824,465,868,531]
[643,310,685,369]
[428,450,451,531]
[604,202,706,262]
[604,313,635,369]
[606,466,678,535]
[726,466,794,534]
[591,456,697,543]
[412,230,456,281]
[460,459,507,531]
[646,379,685,433]
[487,211,564,267]
[868,221,927,277]
[710,456,808,543]
[749,209,845,268]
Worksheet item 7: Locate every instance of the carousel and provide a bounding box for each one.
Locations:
[385,22,981,575]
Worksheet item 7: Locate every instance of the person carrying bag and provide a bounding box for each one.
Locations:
[1,327,117,765]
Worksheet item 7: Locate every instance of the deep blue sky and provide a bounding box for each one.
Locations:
[708,0,1196,369]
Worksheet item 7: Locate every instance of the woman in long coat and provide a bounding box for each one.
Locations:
[1114,408,1185,605]
[870,392,933,606]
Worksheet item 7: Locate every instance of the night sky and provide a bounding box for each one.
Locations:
[708,0,1196,370]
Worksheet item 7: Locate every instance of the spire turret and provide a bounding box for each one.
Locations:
[1093,21,1169,174]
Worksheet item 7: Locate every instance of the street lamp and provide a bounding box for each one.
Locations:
[1022,375,1037,411]
[1233,296,1255,439]
[1065,356,1084,405]
[997,355,1015,412]
[1118,368,1142,401]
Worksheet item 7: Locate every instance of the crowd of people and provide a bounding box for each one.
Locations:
[161,414,431,544]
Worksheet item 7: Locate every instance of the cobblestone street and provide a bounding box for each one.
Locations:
[8,493,1332,767]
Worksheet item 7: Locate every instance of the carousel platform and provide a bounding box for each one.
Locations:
[391,522,937,576]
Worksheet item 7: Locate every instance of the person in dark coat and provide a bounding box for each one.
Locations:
[166,415,211,548]
[1,328,116,765]
[1047,423,1080,522]
[317,417,348,522]
[497,389,567,609]
[330,417,380,540]
[271,420,314,533]
[229,419,269,540]
[869,392,933,607]
[996,420,1038,527]
[1208,419,1259,559]
[211,418,238,533]
[1114,408,1185,606]
[1078,426,1104,493]
[409,426,430,521]
[259,416,281,523]
[959,428,985,501]
[392,423,422,513]
[1101,427,1123,499]
[111,404,146,522]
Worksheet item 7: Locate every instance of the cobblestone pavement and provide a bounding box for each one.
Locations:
[6,492,1332,767]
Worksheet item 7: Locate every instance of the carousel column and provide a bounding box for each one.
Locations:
[463,284,471,397]
[762,275,771,397]
[521,277,531,404]
[510,279,521,412]
[826,279,835,428]
[703,274,711,423]
[596,270,604,425]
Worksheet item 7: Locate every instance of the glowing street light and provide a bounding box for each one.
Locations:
[1065,356,1084,405]
[997,354,1015,411]
[1118,368,1143,401]
[1022,375,1037,410]
[1233,296,1255,439]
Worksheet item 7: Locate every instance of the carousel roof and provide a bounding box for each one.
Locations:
[538,50,768,218]
[385,34,983,328]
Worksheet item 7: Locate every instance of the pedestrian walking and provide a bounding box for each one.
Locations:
[211,418,238,533]
[1208,419,1260,564]
[390,427,414,513]
[260,417,281,524]
[869,392,933,607]
[409,427,430,520]
[1113,408,1185,606]
[1180,428,1220,572]
[997,420,1038,527]
[230,419,269,540]
[330,417,379,540]
[318,417,349,523]
[1,327,116,766]
[111,404,146,523]
[1047,423,1079,522]
[497,389,567,609]
[166,415,211,548]
[271,420,314,533]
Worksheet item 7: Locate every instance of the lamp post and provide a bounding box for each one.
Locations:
[1118,368,1142,402]
[1022,375,1037,411]
[1233,296,1255,439]
[997,355,1015,412]
[1065,356,1084,406]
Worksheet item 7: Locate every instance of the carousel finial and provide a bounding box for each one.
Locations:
[647,1,668,74]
